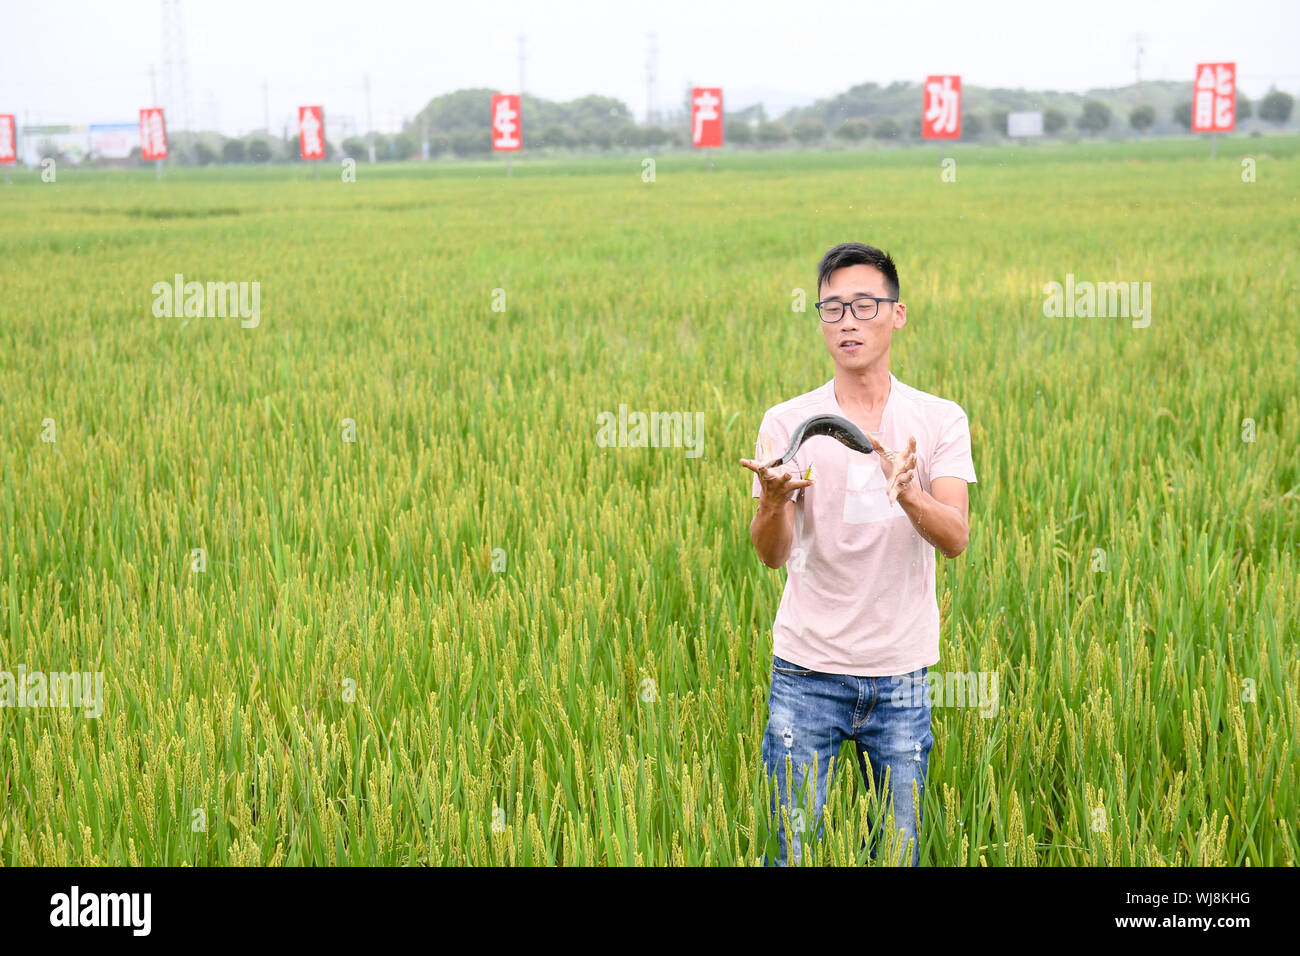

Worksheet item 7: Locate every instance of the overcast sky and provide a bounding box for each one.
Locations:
[4,0,1296,135]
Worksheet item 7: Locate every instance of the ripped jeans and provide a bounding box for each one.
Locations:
[760,654,933,866]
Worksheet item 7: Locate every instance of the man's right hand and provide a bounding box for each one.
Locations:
[742,456,811,568]
[740,457,815,508]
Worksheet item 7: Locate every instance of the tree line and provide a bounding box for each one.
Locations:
[59,80,1294,165]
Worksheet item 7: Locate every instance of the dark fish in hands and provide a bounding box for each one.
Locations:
[762,414,876,470]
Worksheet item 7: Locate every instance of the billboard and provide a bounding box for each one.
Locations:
[691,88,723,147]
[1193,62,1236,132]
[0,115,15,164]
[923,75,961,139]
[139,108,167,161]
[90,122,141,159]
[491,94,521,151]
[19,124,89,165]
[299,105,325,160]
[1007,111,1044,137]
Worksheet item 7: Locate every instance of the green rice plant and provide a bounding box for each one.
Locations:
[0,136,1296,865]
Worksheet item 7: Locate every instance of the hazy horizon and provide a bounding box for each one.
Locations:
[4,0,1297,136]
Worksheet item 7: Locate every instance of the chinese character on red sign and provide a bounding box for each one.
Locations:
[1192,62,1235,132]
[691,88,723,147]
[491,94,521,151]
[922,76,961,139]
[299,106,326,160]
[0,115,16,164]
[139,108,168,160]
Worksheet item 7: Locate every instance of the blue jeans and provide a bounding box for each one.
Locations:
[760,653,933,866]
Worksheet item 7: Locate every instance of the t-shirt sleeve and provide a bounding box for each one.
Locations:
[930,405,977,484]
[751,411,802,500]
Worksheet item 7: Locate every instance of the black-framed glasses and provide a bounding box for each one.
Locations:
[814,296,898,323]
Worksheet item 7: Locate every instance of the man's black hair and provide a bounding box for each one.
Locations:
[817,243,900,300]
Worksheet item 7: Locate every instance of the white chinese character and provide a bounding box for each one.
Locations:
[692,90,720,144]
[0,120,13,161]
[1214,95,1233,129]
[1214,65,1233,97]
[1194,90,1215,130]
[924,77,959,134]
[301,108,322,157]
[493,99,519,148]
[1195,65,1216,91]
[144,111,165,156]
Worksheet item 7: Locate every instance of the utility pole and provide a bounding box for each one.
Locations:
[518,35,526,95]
[262,79,270,135]
[497,36,525,178]
[645,33,658,126]
[150,65,158,105]
[365,74,375,163]
[1131,32,1148,142]
[1133,33,1146,94]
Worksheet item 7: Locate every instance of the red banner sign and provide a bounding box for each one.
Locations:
[1192,62,1235,132]
[691,88,723,147]
[491,94,521,151]
[922,76,961,139]
[0,114,16,164]
[139,108,168,160]
[299,105,326,160]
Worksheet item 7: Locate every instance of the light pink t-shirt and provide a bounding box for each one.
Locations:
[751,372,976,676]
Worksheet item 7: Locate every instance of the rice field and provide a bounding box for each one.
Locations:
[1,136,1297,865]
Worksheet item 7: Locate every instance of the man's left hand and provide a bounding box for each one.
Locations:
[867,431,917,505]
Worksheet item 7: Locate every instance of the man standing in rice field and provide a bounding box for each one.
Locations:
[739,242,976,866]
